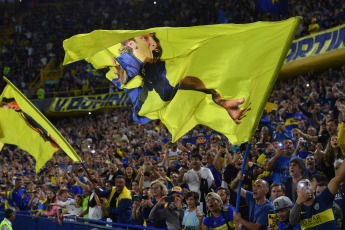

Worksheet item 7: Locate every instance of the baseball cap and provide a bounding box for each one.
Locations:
[171,186,184,195]
[273,196,293,211]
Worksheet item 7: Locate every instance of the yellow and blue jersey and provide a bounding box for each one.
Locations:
[202,206,236,230]
[8,187,27,210]
[300,187,337,230]
[38,198,47,211]
[283,113,306,130]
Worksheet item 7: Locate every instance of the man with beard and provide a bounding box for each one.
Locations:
[231,173,274,230]
[271,196,301,230]
[266,138,295,184]
[290,156,345,230]
[216,187,231,207]
[197,192,236,230]
[180,154,214,199]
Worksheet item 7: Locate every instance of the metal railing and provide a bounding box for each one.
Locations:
[0,211,168,230]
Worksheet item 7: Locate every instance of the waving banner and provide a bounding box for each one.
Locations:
[0,78,81,172]
[63,18,300,144]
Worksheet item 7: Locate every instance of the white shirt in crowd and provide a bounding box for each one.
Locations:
[58,198,83,215]
[168,149,182,159]
[88,193,103,220]
[184,167,214,197]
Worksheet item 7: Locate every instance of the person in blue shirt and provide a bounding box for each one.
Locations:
[8,178,27,211]
[289,155,345,230]
[272,196,301,230]
[197,192,236,230]
[297,101,324,129]
[64,173,83,196]
[272,122,294,143]
[333,159,345,230]
[232,173,275,230]
[205,149,222,190]
[266,138,295,184]
[35,191,47,217]
[280,100,306,131]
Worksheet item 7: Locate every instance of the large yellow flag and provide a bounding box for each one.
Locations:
[0,78,81,171]
[64,18,300,144]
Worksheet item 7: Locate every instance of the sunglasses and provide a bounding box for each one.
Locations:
[206,198,218,203]
[151,186,160,190]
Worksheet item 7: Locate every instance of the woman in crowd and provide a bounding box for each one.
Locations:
[325,135,343,164]
[49,194,83,217]
[139,180,168,228]
[131,180,141,196]
[124,166,137,190]
[40,190,59,218]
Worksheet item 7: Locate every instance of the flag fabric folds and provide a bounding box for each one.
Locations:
[0,78,81,172]
[63,17,300,145]
[257,0,288,15]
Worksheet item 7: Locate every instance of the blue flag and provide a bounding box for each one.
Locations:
[257,0,288,15]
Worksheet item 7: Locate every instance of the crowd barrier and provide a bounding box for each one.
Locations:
[0,212,167,230]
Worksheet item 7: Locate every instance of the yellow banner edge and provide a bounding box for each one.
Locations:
[2,77,82,164]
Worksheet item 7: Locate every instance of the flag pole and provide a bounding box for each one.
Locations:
[79,162,101,198]
[235,141,252,213]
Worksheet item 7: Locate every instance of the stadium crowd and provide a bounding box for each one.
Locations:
[1,0,345,99]
[1,0,345,230]
[0,68,344,229]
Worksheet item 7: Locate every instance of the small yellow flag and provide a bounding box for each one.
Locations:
[0,77,81,172]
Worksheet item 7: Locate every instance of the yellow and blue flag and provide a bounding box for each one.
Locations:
[257,0,288,15]
[85,63,103,79]
[63,18,300,145]
[0,77,81,172]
